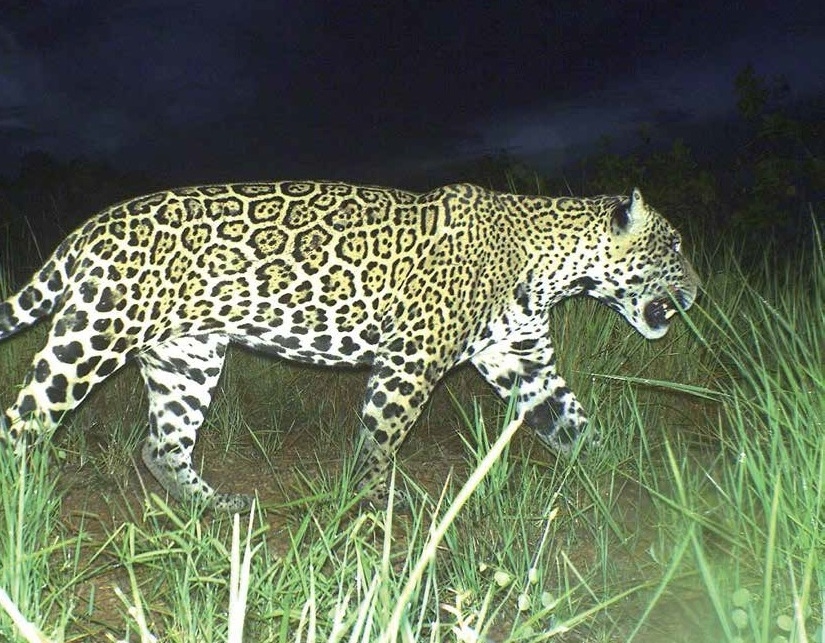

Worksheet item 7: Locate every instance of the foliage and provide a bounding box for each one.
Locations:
[730,64,825,232]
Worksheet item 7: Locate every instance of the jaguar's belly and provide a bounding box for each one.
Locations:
[227,323,379,367]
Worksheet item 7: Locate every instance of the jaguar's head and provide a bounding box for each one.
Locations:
[588,188,700,340]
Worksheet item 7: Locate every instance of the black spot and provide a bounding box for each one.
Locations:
[112,337,131,353]
[18,395,37,417]
[203,365,222,378]
[90,335,112,351]
[46,375,69,404]
[312,335,332,352]
[376,365,395,380]
[53,341,84,364]
[76,356,101,378]
[371,391,387,407]
[159,422,178,436]
[97,358,119,377]
[95,287,121,313]
[146,376,171,394]
[73,382,89,400]
[398,381,415,396]
[34,359,51,383]
[495,372,517,391]
[79,281,98,303]
[404,361,425,376]
[520,358,544,374]
[382,402,404,419]
[274,335,301,350]
[360,326,380,345]
[166,401,187,416]
[524,401,559,430]
[18,289,36,311]
[187,369,207,385]
[182,395,202,411]
[511,338,538,352]
[340,337,361,356]
[30,301,51,318]
[387,338,405,353]
[46,271,64,292]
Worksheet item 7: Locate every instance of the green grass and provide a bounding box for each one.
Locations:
[0,223,822,641]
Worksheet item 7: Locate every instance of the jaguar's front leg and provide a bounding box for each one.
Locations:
[471,329,596,455]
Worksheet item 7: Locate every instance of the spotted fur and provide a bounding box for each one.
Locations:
[0,182,698,511]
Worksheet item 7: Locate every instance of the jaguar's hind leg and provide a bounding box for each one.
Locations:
[1,301,134,451]
[138,334,249,512]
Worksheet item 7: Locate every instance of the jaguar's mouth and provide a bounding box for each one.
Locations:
[643,295,682,330]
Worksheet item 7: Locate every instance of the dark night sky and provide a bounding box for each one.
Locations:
[1,1,823,188]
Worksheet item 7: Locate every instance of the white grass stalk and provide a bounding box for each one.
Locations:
[228,498,258,643]
[0,587,53,643]
[381,413,525,643]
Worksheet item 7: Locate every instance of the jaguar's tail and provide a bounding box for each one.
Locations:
[0,240,75,341]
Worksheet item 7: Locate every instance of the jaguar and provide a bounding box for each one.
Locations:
[0,181,699,511]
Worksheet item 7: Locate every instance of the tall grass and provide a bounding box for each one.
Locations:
[684,223,824,642]
[0,223,822,641]
[0,439,75,642]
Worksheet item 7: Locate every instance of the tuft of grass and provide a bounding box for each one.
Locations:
[0,439,76,642]
[683,222,824,643]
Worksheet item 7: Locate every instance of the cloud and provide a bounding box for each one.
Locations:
[465,23,825,172]
[0,1,822,182]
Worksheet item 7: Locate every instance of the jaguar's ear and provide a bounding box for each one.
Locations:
[611,188,645,235]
